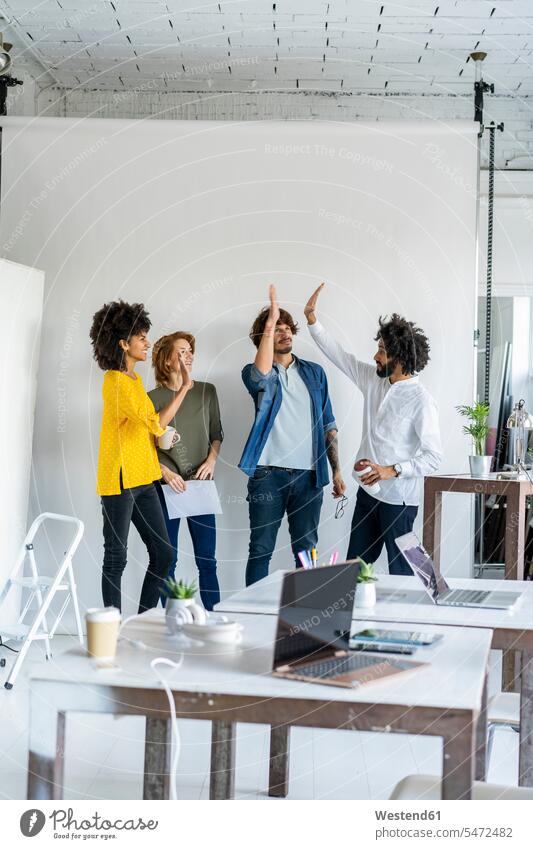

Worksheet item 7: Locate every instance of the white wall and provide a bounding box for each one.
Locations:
[0,117,478,622]
[10,83,528,170]
[0,259,44,624]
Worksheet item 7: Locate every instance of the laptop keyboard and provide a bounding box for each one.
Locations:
[288,653,412,680]
[445,589,491,605]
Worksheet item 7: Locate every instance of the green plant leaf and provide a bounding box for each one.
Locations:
[456,402,490,455]
[357,558,378,583]
[162,578,198,599]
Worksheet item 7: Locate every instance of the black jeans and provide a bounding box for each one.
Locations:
[347,486,418,576]
[101,481,174,613]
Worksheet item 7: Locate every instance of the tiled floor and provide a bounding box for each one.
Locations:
[0,638,518,800]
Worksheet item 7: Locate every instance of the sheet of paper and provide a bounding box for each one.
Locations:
[161,480,222,519]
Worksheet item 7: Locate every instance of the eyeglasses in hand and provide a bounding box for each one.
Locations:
[335,494,348,520]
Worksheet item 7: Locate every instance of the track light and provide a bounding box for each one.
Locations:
[0,32,22,115]
[470,51,488,83]
[0,33,12,76]
[469,50,493,126]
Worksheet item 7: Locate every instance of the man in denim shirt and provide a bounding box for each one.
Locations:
[239,285,346,586]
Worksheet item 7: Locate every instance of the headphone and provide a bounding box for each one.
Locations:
[167,601,207,634]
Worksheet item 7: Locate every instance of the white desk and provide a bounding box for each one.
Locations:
[26,611,492,801]
[216,570,533,787]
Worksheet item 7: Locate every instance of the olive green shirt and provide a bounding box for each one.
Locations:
[148,382,223,479]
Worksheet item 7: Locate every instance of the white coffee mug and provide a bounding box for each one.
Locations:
[158,426,178,450]
[353,464,381,496]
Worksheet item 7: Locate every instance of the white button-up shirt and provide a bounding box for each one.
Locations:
[309,321,442,506]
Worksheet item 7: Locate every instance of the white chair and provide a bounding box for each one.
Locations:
[487,691,520,766]
[390,774,533,800]
[0,512,84,689]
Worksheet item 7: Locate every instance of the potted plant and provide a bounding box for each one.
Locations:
[456,402,492,477]
[354,559,378,608]
[163,578,201,634]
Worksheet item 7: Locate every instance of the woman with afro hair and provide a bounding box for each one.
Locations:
[90,300,194,612]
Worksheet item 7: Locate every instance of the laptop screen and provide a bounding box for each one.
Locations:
[272,562,359,668]
[395,532,450,602]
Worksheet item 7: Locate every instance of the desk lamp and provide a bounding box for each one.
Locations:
[505,399,533,479]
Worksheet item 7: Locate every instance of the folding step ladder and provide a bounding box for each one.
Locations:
[0,512,84,689]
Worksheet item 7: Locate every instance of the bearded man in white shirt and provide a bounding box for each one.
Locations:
[305,283,442,575]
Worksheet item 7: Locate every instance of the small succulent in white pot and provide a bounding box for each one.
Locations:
[163,578,200,634]
[163,578,198,601]
[354,559,378,609]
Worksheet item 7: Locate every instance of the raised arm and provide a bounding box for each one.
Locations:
[157,355,194,428]
[254,284,280,375]
[305,283,374,390]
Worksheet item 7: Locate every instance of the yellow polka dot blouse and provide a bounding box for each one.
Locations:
[97,370,166,496]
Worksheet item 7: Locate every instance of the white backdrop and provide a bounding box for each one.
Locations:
[0,117,478,622]
[0,258,44,624]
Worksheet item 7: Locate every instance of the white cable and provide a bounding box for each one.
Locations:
[150,655,184,801]
[119,612,144,631]
[116,613,184,798]
[117,613,149,649]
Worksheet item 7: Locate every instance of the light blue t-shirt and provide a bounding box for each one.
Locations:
[258,360,315,469]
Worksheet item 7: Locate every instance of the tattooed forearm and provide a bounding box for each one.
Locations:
[326,429,340,474]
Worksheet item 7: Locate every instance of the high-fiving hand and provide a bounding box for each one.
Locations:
[266,283,280,331]
[304,282,325,325]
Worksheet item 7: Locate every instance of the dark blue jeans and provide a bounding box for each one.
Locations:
[155,483,220,610]
[347,486,418,575]
[245,466,324,586]
[101,481,174,613]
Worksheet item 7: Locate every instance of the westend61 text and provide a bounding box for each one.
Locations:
[375,809,441,820]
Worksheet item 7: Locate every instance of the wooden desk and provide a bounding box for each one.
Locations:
[26,611,492,801]
[216,570,533,789]
[423,473,533,692]
[423,473,533,582]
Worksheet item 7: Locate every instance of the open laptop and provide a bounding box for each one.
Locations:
[272,561,425,688]
[395,531,522,610]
